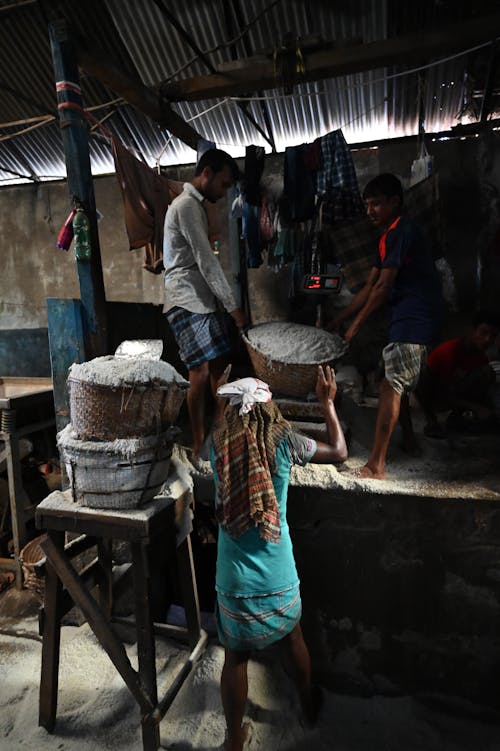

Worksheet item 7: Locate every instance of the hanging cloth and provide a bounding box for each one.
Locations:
[112,137,173,273]
[315,129,364,225]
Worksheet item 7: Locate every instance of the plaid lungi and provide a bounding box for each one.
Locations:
[166,306,231,369]
[383,342,427,396]
[216,583,302,651]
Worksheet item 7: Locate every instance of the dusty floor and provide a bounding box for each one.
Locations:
[0,588,499,751]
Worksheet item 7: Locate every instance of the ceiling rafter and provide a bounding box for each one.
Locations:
[160,11,500,102]
[222,0,276,152]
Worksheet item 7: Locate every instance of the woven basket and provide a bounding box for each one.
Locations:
[59,427,174,510]
[20,534,46,598]
[243,332,341,398]
[68,378,187,441]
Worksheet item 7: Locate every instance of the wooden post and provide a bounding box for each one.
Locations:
[48,19,107,359]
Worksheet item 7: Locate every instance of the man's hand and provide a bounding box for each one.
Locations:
[230,308,247,330]
[316,365,337,405]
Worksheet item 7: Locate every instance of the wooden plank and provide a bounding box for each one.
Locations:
[157,630,208,720]
[40,534,155,714]
[131,541,160,751]
[39,530,65,732]
[97,538,113,618]
[161,12,500,102]
[36,490,175,542]
[75,45,201,151]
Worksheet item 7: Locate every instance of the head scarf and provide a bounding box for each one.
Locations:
[212,379,290,543]
[216,376,272,415]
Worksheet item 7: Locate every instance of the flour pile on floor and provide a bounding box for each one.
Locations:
[1,619,499,751]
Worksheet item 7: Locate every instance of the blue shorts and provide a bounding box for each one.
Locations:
[166,306,231,369]
[215,583,302,651]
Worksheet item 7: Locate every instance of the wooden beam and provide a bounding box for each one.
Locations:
[161,11,500,102]
[75,43,201,150]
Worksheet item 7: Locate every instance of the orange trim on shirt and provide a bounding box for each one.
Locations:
[378,216,401,263]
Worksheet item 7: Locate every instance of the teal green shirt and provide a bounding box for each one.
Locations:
[211,433,316,597]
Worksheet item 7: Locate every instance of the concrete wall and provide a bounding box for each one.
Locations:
[288,485,500,709]
[0,164,236,375]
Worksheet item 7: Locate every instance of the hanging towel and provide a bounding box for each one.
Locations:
[112,137,172,274]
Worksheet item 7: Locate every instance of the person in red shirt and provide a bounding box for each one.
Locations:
[419,310,499,437]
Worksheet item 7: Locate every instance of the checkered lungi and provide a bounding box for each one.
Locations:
[382,342,427,396]
[166,306,231,369]
[215,583,302,651]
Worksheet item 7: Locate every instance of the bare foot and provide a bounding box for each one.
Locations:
[350,464,386,480]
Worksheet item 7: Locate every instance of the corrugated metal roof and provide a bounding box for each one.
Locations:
[0,0,498,184]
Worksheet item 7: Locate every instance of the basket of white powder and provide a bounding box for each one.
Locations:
[68,356,189,441]
[243,322,347,398]
[58,424,175,509]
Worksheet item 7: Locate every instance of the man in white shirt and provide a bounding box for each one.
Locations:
[163,149,247,466]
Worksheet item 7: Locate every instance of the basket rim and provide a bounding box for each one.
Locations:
[242,331,344,367]
[68,377,188,392]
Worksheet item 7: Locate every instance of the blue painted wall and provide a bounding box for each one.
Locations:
[0,328,51,376]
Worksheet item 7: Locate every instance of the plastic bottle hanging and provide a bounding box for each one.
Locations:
[72,207,91,261]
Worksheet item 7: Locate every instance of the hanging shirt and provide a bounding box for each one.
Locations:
[163,183,237,315]
[373,215,443,345]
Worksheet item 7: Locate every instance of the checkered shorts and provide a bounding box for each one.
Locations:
[383,342,427,396]
[166,306,231,369]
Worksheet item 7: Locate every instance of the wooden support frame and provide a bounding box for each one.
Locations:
[36,489,207,751]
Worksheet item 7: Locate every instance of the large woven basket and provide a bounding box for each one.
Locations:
[58,426,175,510]
[20,534,46,598]
[243,332,343,398]
[68,378,186,441]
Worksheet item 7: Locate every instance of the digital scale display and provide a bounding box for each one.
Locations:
[302,273,342,294]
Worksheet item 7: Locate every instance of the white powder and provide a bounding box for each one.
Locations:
[248,322,347,364]
[68,356,188,389]
[290,437,500,500]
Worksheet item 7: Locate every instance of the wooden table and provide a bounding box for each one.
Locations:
[35,462,207,751]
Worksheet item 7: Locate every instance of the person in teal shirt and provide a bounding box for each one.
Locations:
[209,366,347,751]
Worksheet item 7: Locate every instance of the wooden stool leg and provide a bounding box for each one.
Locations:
[97,538,113,619]
[131,541,160,751]
[176,536,201,651]
[39,530,64,732]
